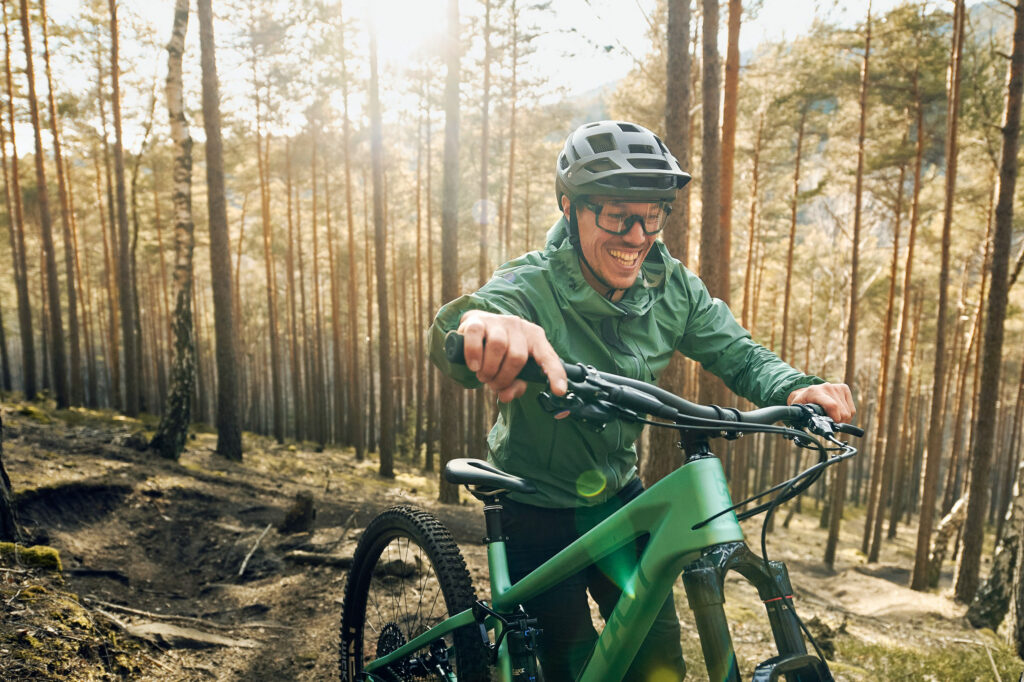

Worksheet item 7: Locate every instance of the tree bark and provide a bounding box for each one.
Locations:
[0,414,21,542]
[150,0,194,461]
[910,0,966,590]
[698,0,723,409]
[104,0,137,416]
[645,0,691,487]
[954,0,1024,603]
[439,0,461,503]
[368,22,394,478]
[20,0,67,409]
[719,0,741,301]
[968,462,1024,630]
[40,0,80,405]
[197,0,242,459]
[249,49,284,444]
[826,3,871,568]
[870,94,924,564]
[0,0,32,402]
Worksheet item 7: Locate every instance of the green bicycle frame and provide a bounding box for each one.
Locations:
[367,453,820,681]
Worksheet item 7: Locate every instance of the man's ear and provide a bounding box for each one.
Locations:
[560,194,571,220]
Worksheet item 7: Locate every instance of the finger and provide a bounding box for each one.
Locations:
[496,379,527,403]
[492,330,529,391]
[528,334,567,396]
[457,315,488,372]
[477,324,509,383]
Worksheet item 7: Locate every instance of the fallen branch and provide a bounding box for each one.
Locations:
[84,595,290,631]
[283,550,352,568]
[238,524,272,577]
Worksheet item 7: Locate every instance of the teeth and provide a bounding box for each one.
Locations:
[608,249,639,265]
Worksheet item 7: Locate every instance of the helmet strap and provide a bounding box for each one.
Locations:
[568,200,622,300]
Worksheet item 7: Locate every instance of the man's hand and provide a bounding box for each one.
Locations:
[787,383,855,424]
[457,311,567,403]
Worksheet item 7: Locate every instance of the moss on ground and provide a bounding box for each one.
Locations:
[0,571,149,681]
[836,631,1022,681]
[0,543,63,572]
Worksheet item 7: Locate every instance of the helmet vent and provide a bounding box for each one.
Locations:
[631,158,671,170]
[585,158,620,173]
[586,133,616,154]
[617,123,640,133]
[628,144,654,154]
[559,155,570,170]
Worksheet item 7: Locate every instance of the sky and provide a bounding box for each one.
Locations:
[541,0,940,96]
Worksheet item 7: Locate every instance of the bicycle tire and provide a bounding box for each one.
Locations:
[339,505,490,681]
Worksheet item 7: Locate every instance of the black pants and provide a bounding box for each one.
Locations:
[503,480,686,681]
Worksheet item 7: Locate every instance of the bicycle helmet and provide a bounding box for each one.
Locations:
[555,120,690,209]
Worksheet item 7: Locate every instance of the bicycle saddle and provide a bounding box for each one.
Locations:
[443,459,537,496]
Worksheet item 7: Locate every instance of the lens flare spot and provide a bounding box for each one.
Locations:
[575,470,607,498]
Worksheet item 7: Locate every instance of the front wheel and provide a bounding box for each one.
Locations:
[339,505,490,681]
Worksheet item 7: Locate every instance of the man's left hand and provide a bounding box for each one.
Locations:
[787,383,855,424]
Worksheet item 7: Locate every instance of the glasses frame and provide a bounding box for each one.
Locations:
[577,197,673,236]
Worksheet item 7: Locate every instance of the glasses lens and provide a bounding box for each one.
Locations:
[593,202,666,235]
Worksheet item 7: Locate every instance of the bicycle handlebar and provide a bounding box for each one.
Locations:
[443,331,864,437]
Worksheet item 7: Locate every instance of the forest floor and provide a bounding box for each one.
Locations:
[1,399,1022,681]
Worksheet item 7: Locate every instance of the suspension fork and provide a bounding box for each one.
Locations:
[681,542,810,681]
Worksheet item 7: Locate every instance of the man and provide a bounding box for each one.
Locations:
[429,120,854,681]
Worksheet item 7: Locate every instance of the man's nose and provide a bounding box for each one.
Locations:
[622,218,647,243]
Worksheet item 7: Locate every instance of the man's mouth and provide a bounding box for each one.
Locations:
[608,248,640,267]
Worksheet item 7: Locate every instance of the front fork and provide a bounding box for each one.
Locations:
[681,542,831,682]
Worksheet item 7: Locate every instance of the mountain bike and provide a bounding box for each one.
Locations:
[339,332,863,681]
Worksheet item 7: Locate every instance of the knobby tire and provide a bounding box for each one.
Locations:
[339,505,490,681]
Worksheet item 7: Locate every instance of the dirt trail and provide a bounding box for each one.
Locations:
[1,403,1021,681]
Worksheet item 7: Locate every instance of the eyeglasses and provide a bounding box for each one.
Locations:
[577,198,672,236]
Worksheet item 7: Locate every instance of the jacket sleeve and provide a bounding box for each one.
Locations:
[674,265,824,406]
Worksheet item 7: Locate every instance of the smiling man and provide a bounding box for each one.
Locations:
[429,120,854,681]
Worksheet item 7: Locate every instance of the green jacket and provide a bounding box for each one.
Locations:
[429,218,823,508]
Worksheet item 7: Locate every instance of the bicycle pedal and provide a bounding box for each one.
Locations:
[751,653,832,681]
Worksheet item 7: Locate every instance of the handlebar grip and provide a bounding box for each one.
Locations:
[836,423,866,438]
[443,331,549,384]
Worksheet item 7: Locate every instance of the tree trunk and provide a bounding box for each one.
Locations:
[826,4,871,567]
[910,0,966,590]
[871,95,924,564]
[104,0,137,416]
[250,60,284,444]
[340,7,363,460]
[0,414,21,542]
[41,0,80,405]
[645,0,691,486]
[285,143,304,442]
[0,0,32,401]
[954,0,1024,602]
[425,105,436,473]
[20,0,67,409]
[368,22,394,478]
[197,0,242,459]
[439,0,461,503]
[968,462,1024,630]
[150,0,194,461]
[719,0,740,300]
[698,0,723,410]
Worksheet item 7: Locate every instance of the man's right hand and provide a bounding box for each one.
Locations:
[457,310,567,403]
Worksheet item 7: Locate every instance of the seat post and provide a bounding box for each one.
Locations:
[482,500,506,544]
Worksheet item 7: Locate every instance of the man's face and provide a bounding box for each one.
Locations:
[563,195,660,299]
